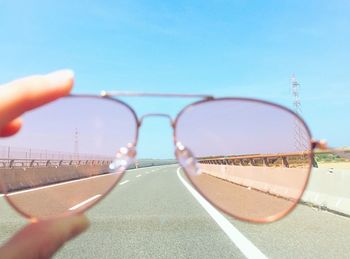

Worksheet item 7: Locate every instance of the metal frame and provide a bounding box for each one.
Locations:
[2,91,332,223]
[101,91,214,100]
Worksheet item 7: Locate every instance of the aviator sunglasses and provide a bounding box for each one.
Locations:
[0,92,332,223]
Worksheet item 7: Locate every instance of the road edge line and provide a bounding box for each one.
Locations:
[176,167,267,259]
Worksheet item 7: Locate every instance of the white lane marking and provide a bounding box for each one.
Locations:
[176,167,267,259]
[136,174,142,178]
[119,180,129,185]
[7,173,118,196]
[69,194,102,211]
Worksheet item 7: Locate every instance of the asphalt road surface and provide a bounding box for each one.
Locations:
[1,164,350,258]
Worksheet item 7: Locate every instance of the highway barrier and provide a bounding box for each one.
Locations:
[198,163,308,200]
[198,159,350,216]
[0,165,108,192]
[0,158,177,193]
[302,167,350,216]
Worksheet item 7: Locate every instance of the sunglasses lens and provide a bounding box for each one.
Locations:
[175,99,312,222]
[0,97,137,219]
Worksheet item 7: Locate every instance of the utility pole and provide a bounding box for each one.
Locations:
[291,74,308,152]
[74,128,79,160]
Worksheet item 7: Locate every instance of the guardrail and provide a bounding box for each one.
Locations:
[198,150,350,168]
[0,158,112,169]
[0,146,112,161]
[0,158,176,169]
[198,152,312,168]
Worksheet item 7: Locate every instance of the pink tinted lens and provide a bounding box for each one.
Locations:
[0,96,137,219]
[175,99,312,222]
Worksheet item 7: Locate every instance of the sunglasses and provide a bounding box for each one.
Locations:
[0,92,329,223]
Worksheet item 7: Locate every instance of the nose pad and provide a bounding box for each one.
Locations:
[108,143,137,173]
[175,142,201,176]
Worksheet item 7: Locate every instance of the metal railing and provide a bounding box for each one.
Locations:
[0,158,112,169]
[0,146,114,169]
[0,146,112,161]
[198,150,350,168]
[198,151,315,168]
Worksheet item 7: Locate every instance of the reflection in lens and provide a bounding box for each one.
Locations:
[0,96,137,219]
[175,99,312,222]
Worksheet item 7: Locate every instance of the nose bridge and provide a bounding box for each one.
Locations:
[139,113,175,128]
[136,112,200,176]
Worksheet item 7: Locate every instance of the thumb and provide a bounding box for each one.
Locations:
[0,214,89,259]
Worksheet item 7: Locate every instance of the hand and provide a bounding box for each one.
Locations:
[0,70,90,258]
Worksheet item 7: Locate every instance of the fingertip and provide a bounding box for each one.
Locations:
[45,69,75,94]
[0,117,22,137]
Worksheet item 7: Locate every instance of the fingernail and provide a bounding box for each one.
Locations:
[46,69,74,88]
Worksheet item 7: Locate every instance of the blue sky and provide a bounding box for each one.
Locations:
[0,1,349,158]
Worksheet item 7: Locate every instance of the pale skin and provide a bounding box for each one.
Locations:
[0,70,89,258]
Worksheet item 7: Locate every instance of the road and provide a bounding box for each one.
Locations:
[1,164,350,258]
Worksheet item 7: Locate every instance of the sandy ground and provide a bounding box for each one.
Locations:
[317,162,350,169]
